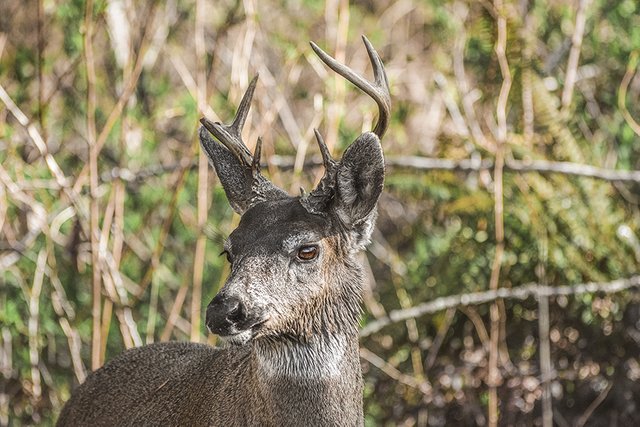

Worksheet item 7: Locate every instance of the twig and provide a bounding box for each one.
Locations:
[190,0,208,344]
[253,57,306,156]
[359,347,432,397]
[451,14,491,151]
[488,139,505,425]
[0,85,71,188]
[160,280,190,342]
[574,381,613,427]
[0,165,48,270]
[617,51,640,137]
[425,307,456,369]
[538,291,553,426]
[360,253,387,319]
[488,1,512,423]
[561,0,592,111]
[170,54,217,121]
[83,0,102,371]
[373,233,425,379]
[146,275,161,344]
[458,306,490,348]
[522,12,536,139]
[71,3,159,195]
[44,239,87,383]
[323,0,350,153]
[28,250,47,401]
[433,72,472,142]
[36,0,45,134]
[98,191,115,362]
[100,107,128,361]
[360,275,640,337]
[0,327,12,425]
[134,165,190,301]
[537,234,553,427]
[503,158,640,183]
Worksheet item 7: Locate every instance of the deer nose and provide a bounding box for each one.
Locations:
[225,299,246,323]
[206,294,248,336]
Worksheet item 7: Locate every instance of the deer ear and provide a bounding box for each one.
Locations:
[199,126,253,214]
[334,132,384,247]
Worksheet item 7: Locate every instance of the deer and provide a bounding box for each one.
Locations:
[56,35,390,427]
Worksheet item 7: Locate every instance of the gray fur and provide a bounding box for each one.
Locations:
[57,198,371,426]
[58,39,388,426]
[56,339,362,426]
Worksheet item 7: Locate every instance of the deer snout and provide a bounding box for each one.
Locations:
[206,294,247,336]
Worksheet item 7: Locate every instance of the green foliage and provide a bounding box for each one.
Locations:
[1,0,639,425]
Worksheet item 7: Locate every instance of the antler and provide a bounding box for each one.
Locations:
[201,39,389,216]
[301,36,390,215]
[310,35,391,138]
[200,75,287,209]
[200,76,258,169]
[300,129,340,214]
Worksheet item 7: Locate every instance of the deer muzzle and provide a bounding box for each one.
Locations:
[206,293,265,341]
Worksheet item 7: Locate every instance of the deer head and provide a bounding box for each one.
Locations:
[199,36,390,345]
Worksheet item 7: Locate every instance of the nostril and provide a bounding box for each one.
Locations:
[226,300,246,323]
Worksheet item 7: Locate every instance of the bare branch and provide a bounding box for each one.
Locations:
[281,155,640,183]
[504,158,640,183]
[618,51,640,138]
[359,347,432,396]
[575,380,613,427]
[489,3,513,422]
[360,275,640,337]
[102,155,640,185]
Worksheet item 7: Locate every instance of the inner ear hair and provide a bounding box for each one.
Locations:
[335,132,385,226]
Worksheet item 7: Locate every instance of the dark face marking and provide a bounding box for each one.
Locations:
[228,198,335,259]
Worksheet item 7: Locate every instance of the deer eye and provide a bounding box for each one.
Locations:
[296,245,319,261]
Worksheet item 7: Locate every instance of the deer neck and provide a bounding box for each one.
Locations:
[252,332,359,378]
[250,332,363,424]
[248,267,365,423]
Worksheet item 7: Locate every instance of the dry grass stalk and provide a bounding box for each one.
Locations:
[487,0,512,424]
[191,0,209,344]
[561,0,592,112]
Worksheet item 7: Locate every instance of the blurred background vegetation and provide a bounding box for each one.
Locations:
[1,0,639,425]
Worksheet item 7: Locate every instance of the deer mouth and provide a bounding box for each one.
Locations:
[219,329,253,346]
[250,317,270,334]
[216,318,269,346]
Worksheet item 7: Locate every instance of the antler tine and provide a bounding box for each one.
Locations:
[251,137,263,179]
[309,35,391,138]
[313,129,335,170]
[300,129,339,214]
[199,75,260,166]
